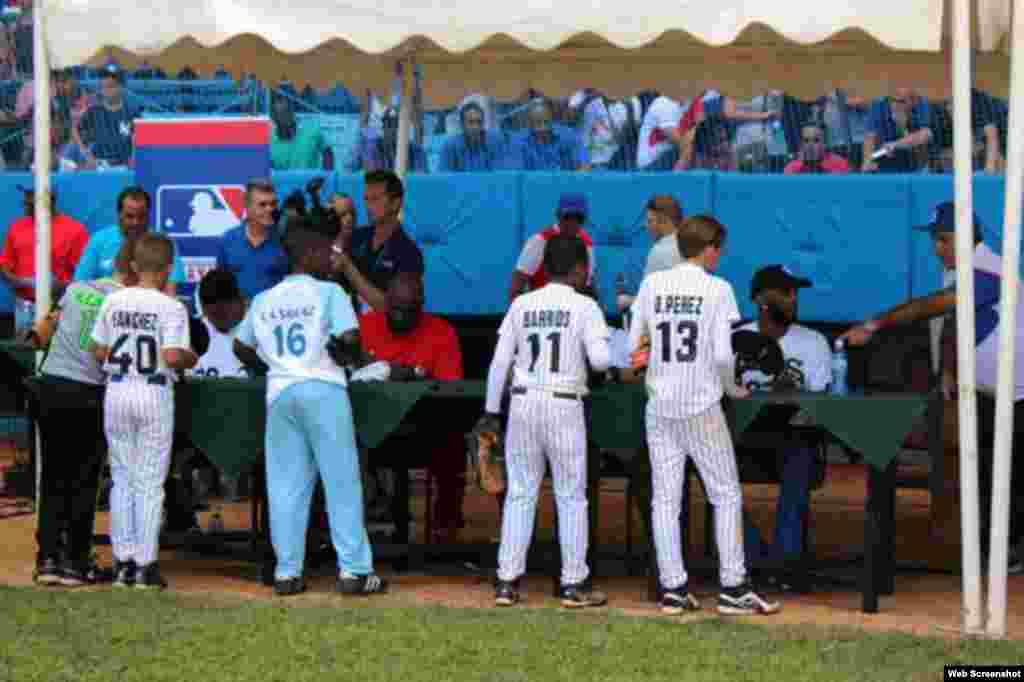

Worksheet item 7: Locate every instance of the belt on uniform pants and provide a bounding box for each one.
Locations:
[109,374,167,386]
[510,386,580,401]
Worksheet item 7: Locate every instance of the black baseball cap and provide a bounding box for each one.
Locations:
[914,201,984,242]
[751,265,812,299]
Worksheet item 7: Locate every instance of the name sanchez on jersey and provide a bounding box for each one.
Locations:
[523,309,571,328]
[654,295,704,315]
[111,311,159,331]
[259,305,316,323]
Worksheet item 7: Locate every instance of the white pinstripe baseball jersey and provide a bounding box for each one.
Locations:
[490,282,610,405]
[235,274,357,405]
[91,288,191,381]
[628,262,740,418]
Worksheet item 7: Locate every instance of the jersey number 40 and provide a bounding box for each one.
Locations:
[108,333,158,374]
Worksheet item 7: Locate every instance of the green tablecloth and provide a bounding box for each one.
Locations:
[0,341,36,375]
[9,334,926,479]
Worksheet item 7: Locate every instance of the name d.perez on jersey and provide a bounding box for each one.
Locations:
[523,309,571,329]
[654,295,704,316]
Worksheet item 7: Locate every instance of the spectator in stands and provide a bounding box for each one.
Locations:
[56,70,95,132]
[0,37,15,81]
[784,123,851,174]
[359,111,428,173]
[688,116,737,171]
[568,89,643,171]
[177,66,198,80]
[332,170,424,313]
[931,89,1006,174]
[509,192,596,302]
[270,97,332,170]
[438,101,506,172]
[214,66,232,80]
[74,186,186,295]
[359,271,467,543]
[215,178,289,301]
[0,187,89,331]
[636,94,685,170]
[78,65,137,168]
[132,60,167,80]
[861,88,934,173]
[673,91,776,170]
[509,99,589,171]
[23,110,91,171]
[10,0,31,78]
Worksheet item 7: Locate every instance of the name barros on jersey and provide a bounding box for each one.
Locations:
[654,295,704,316]
[523,309,571,329]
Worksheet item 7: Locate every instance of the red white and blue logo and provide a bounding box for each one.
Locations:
[157,185,246,238]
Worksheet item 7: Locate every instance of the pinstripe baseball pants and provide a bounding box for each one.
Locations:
[647,404,745,589]
[498,392,590,586]
[104,381,175,567]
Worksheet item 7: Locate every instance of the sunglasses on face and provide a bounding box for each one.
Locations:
[802,136,823,143]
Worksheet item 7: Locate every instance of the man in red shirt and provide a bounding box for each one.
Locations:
[784,124,851,175]
[508,193,596,302]
[0,187,89,330]
[360,271,466,543]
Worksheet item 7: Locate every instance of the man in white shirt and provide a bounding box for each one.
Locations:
[636,95,685,170]
[615,195,684,319]
[736,265,831,586]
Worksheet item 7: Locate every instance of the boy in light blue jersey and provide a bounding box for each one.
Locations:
[233,217,387,597]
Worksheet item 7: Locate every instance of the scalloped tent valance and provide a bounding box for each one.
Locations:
[40,0,1011,67]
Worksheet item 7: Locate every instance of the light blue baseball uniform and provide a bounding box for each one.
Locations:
[73,226,187,285]
[235,273,373,581]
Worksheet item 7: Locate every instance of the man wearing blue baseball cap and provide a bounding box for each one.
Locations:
[508,192,597,302]
[842,200,1024,571]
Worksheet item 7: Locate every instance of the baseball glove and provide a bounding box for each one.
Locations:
[466,414,506,496]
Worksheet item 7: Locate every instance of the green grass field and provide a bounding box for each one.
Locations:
[1,586,1022,682]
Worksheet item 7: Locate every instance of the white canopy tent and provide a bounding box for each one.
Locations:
[32,0,1019,637]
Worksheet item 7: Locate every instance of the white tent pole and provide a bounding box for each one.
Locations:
[32,0,50,325]
[986,0,1024,640]
[394,58,411,178]
[952,0,984,635]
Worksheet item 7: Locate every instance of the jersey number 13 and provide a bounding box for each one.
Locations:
[656,320,698,363]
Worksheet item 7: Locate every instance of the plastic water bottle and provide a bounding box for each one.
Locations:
[830,339,849,396]
[615,273,631,330]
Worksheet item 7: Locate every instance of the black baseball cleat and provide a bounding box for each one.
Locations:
[34,557,61,586]
[559,583,608,609]
[494,579,520,607]
[273,577,306,596]
[659,585,701,615]
[113,559,136,588]
[57,561,89,588]
[134,563,168,590]
[336,572,388,595]
[718,583,781,615]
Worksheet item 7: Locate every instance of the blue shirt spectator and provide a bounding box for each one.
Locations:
[438,101,507,172]
[78,67,136,166]
[510,124,587,171]
[215,224,290,301]
[74,225,186,283]
[357,128,428,173]
[863,89,936,172]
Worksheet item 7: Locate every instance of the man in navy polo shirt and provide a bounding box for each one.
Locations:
[215,178,289,301]
[332,170,424,313]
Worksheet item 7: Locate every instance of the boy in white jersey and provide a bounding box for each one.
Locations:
[629,215,780,616]
[233,219,386,597]
[91,234,198,590]
[191,268,248,378]
[482,234,611,608]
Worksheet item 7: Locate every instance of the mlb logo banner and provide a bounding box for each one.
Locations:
[134,117,271,299]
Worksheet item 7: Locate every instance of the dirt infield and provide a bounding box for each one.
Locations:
[3,441,1023,640]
